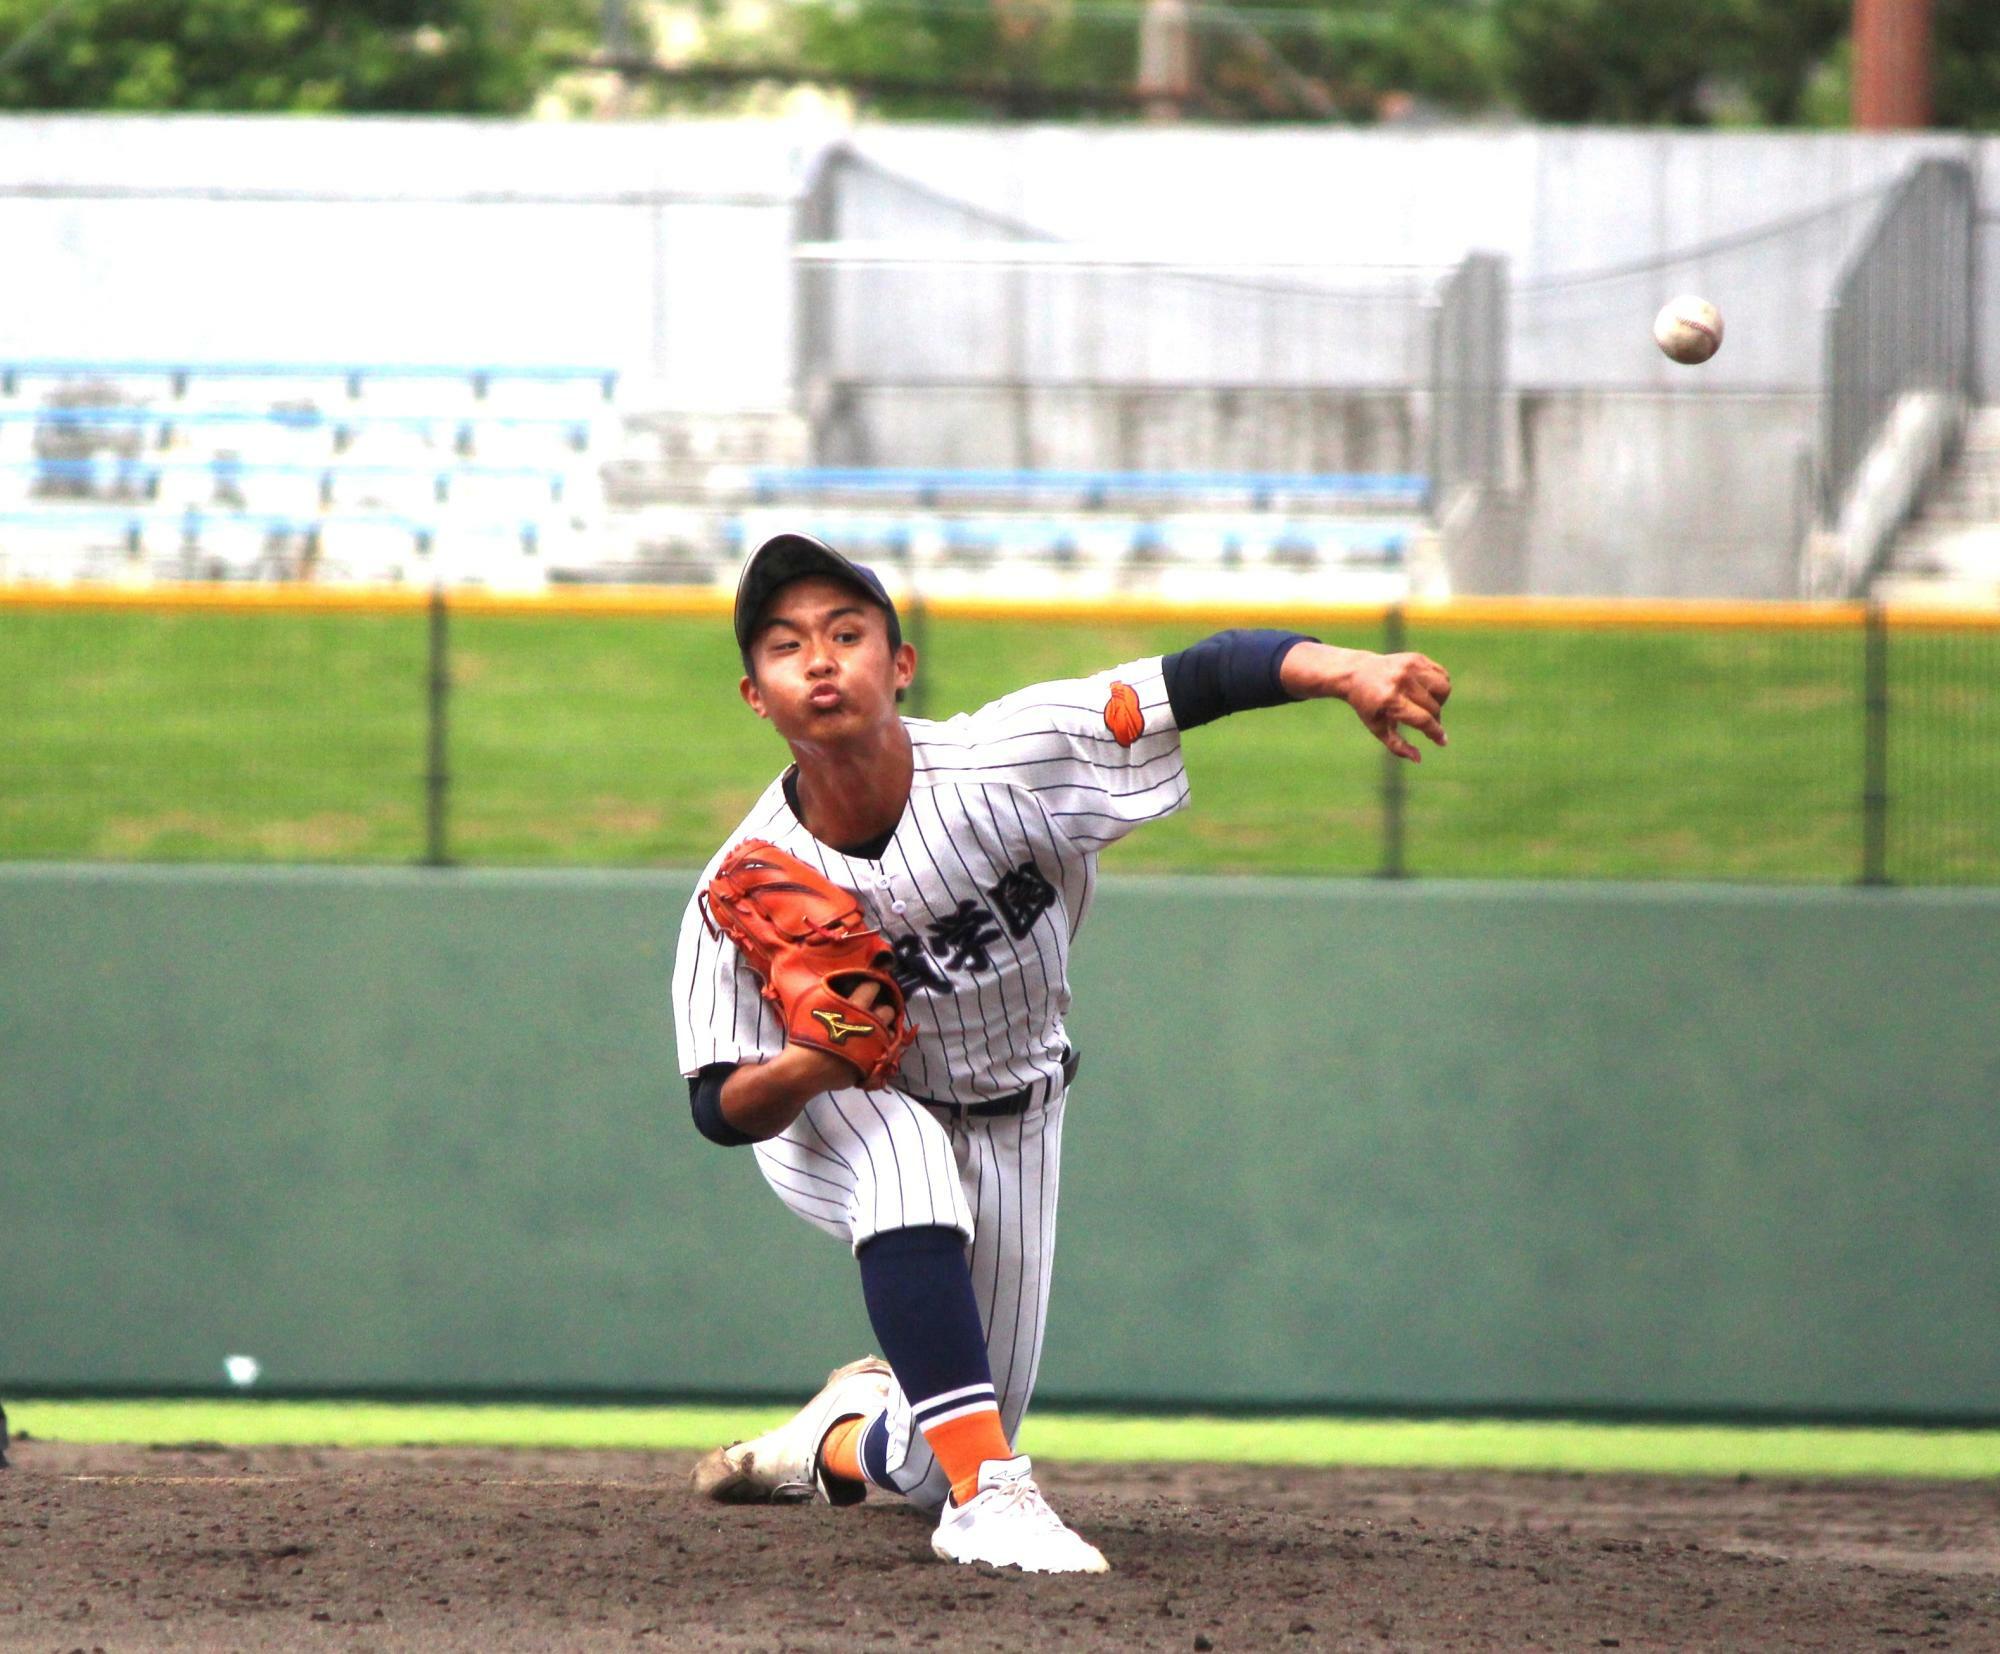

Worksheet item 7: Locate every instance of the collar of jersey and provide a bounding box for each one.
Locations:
[781,766,900,862]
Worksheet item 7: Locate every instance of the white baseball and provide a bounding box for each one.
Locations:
[1653,295,1724,365]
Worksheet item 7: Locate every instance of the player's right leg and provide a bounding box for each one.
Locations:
[689,1082,1103,1571]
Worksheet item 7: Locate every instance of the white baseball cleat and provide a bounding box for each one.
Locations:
[690,1355,893,1506]
[930,1455,1110,1574]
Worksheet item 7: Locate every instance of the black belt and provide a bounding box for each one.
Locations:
[912,1049,1080,1121]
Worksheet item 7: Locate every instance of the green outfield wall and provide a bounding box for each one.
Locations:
[4,866,1996,1419]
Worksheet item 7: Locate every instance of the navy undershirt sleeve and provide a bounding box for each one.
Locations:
[1161,628,1316,729]
[689,1062,756,1148]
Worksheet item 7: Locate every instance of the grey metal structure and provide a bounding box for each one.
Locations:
[793,250,1437,476]
[792,150,1439,477]
[1429,251,1508,504]
[1820,157,1976,521]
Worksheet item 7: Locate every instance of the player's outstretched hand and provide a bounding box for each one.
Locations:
[1349,650,1452,762]
[1279,642,1452,763]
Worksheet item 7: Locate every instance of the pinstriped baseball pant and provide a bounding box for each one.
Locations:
[752,1085,1066,1512]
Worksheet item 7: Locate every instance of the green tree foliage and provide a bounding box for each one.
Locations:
[658,0,1998,128]
[1492,0,1847,125]
[1934,0,2000,131]
[664,0,1503,119]
[0,0,1995,127]
[1198,0,1500,120]
[678,0,1149,116]
[1492,0,2000,129]
[0,0,595,113]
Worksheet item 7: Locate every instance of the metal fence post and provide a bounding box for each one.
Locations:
[904,587,929,720]
[424,584,453,868]
[1860,599,1890,886]
[1378,604,1408,880]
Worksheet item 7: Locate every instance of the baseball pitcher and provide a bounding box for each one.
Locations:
[676,532,1451,1573]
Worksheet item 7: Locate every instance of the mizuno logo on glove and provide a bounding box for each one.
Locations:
[812,1009,875,1043]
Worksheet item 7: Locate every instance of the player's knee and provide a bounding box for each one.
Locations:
[856,1223,970,1261]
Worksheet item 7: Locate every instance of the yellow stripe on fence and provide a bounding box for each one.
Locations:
[0,581,1995,631]
[0,582,733,618]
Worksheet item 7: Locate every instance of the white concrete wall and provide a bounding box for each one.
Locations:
[1514,392,1821,598]
[0,116,814,408]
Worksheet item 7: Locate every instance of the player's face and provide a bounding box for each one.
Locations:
[740,576,916,744]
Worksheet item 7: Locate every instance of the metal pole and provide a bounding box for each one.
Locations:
[903,587,930,720]
[1821,297,1842,525]
[1852,0,1933,130]
[424,583,453,867]
[1427,273,1448,505]
[1378,604,1408,880]
[1860,598,1890,886]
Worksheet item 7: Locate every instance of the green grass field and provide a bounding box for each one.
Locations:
[2,607,1994,881]
[14,1399,2000,1481]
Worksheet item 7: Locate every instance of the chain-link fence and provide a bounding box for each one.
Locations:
[3,592,1994,885]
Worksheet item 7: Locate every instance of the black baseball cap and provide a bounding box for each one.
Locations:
[733,531,903,655]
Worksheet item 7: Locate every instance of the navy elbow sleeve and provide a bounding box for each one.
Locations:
[1162,628,1315,729]
[689,1063,756,1148]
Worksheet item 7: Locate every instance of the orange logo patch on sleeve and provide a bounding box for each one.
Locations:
[1103,680,1144,747]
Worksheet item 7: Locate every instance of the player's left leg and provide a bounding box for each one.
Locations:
[687,1355,894,1504]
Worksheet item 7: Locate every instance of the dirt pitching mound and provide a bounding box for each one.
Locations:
[3,1440,1997,1651]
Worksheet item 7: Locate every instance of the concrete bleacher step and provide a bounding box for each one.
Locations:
[1881,406,2000,604]
[618,410,807,469]
[1910,454,2000,524]
[1873,573,2000,607]
[1891,521,2000,578]
[602,460,719,508]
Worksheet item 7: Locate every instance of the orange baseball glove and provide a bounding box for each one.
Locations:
[701,839,918,1090]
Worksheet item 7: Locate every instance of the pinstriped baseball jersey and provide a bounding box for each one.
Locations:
[672,656,1187,1105]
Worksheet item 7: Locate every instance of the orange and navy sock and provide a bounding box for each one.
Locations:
[818,1413,870,1490]
[912,1386,1013,1505]
[855,1225,1012,1503]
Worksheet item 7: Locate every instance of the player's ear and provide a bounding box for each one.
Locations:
[892,641,917,694]
[740,673,769,719]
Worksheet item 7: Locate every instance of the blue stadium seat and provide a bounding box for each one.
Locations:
[728,507,1415,574]
[742,465,1430,512]
[0,360,618,403]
